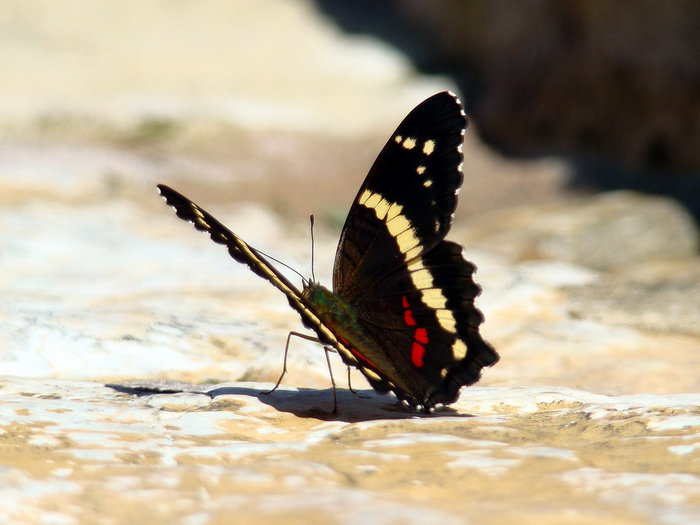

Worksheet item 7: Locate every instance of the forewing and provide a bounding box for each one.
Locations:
[157,184,336,345]
[333,91,467,297]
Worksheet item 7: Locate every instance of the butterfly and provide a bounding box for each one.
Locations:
[158,91,499,412]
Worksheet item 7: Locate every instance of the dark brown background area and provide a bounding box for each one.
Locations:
[315,0,700,221]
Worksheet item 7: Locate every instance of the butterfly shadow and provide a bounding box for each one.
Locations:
[106,381,472,423]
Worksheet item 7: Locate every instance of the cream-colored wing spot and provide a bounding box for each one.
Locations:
[423,179,433,188]
[452,339,468,360]
[360,190,419,256]
[416,165,426,175]
[361,191,413,238]
[421,288,448,310]
[411,268,434,289]
[436,309,457,332]
[385,214,411,236]
[423,140,436,156]
[386,202,404,221]
[361,190,383,209]
[405,246,422,260]
[372,197,392,221]
[402,137,417,150]
[396,229,420,255]
[359,189,392,220]
[407,258,425,271]
[394,134,403,144]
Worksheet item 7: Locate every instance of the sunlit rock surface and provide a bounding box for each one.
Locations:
[1,1,699,524]
[2,378,699,524]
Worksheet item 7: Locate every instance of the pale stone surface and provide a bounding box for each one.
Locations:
[1,1,699,524]
[3,179,699,525]
[3,195,698,396]
[461,191,699,270]
[0,0,449,138]
[1,377,699,525]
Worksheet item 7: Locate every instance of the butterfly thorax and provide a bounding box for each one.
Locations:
[302,282,373,360]
[302,281,362,339]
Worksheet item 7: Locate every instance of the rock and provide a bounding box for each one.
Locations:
[461,191,700,339]
[1,377,699,524]
[567,258,700,337]
[1,2,699,523]
[0,0,450,140]
[462,191,699,270]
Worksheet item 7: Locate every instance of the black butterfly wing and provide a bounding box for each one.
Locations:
[333,91,466,294]
[157,185,339,347]
[331,91,499,408]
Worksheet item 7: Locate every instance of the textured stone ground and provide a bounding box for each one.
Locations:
[3,378,700,525]
[1,1,699,524]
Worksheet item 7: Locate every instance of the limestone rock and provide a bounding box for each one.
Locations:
[1,377,699,524]
[1,2,699,523]
[462,191,698,270]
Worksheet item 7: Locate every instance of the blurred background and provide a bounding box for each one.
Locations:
[319,0,700,216]
[1,0,699,392]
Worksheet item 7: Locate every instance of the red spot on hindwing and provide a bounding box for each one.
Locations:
[411,342,425,367]
[402,295,417,326]
[404,309,417,326]
[339,336,380,369]
[414,327,428,344]
[402,296,430,367]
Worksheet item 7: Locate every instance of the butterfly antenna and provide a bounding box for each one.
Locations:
[254,248,308,286]
[310,215,317,283]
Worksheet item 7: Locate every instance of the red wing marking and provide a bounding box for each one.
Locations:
[411,342,426,367]
[401,296,430,368]
[404,309,417,326]
[414,327,428,344]
[402,295,417,326]
[339,336,380,370]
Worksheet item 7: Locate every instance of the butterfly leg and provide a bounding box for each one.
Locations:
[346,367,357,395]
[262,331,321,396]
[323,346,338,413]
